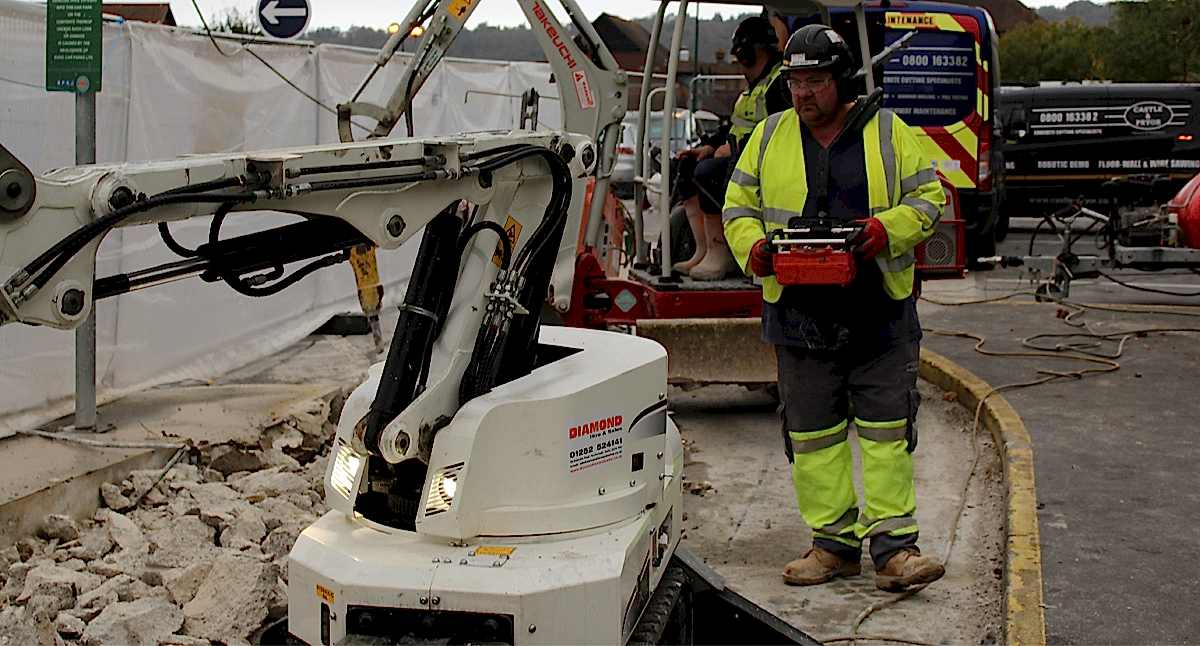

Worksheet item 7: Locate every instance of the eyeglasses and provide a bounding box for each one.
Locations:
[786,77,835,92]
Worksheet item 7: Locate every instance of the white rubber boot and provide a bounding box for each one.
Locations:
[689,213,738,281]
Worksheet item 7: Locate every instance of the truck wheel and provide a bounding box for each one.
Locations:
[629,566,692,645]
[967,228,996,269]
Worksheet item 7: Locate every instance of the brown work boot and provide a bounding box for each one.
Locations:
[782,547,861,586]
[874,548,945,592]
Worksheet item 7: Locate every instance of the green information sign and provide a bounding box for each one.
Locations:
[45,0,102,93]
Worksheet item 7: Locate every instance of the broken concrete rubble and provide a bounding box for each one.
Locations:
[162,561,212,606]
[146,517,217,569]
[0,389,342,645]
[100,510,147,554]
[208,445,266,476]
[182,551,278,642]
[69,527,115,562]
[99,483,134,512]
[38,514,80,543]
[81,597,183,646]
[230,467,309,499]
[55,610,86,637]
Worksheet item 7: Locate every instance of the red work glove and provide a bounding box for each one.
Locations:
[749,239,774,277]
[852,218,889,260]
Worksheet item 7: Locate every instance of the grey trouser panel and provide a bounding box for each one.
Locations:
[775,339,921,462]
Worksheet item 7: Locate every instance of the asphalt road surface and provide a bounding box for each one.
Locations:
[920,229,1200,644]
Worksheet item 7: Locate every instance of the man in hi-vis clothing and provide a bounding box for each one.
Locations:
[723,24,947,591]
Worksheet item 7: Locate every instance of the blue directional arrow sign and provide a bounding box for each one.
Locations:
[257,0,310,40]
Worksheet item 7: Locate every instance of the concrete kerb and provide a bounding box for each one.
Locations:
[919,348,1046,646]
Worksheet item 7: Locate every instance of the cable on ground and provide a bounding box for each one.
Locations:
[17,428,187,450]
[129,446,190,507]
[832,288,1200,645]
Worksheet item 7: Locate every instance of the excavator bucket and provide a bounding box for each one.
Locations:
[636,317,778,386]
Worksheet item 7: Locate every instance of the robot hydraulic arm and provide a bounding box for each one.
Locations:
[0,131,596,463]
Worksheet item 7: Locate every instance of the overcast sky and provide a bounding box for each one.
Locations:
[135,0,1099,31]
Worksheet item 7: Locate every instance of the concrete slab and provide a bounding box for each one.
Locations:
[0,334,375,549]
[673,383,1004,644]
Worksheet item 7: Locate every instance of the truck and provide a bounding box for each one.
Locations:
[999,82,1200,219]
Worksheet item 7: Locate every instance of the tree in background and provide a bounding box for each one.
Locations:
[1102,0,1200,81]
[999,18,1106,82]
[1001,0,1200,83]
[210,7,261,35]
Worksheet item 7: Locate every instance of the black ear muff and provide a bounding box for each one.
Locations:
[834,53,858,102]
[836,70,856,102]
[733,44,758,67]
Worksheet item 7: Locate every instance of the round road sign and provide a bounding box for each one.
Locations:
[256,0,310,40]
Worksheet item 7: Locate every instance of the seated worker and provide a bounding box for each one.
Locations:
[672,15,791,280]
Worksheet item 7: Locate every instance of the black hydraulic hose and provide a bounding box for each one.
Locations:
[459,147,574,400]
[218,252,349,298]
[158,222,200,258]
[202,202,346,298]
[1028,203,1077,256]
[25,191,257,291]
[1068,217,1102,249]
[159,176,247,196]
[21,191,248,282]
[364,207,464,456]
[208,202,234,246]
[479,146,571,277]
[471,146,573,274]
[458,220,512,269]
[460,143,534,163]
[21,175,249,286]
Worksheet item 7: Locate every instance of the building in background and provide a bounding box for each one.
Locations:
[102,2,176,25]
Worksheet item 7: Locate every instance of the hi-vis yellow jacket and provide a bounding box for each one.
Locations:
[729,62,784,141]
[723,108,945,303]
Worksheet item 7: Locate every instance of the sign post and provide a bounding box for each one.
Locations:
[47,0,102,431]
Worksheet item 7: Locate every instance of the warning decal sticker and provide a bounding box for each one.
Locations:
[492,215,522,267]
[573,70,595,110]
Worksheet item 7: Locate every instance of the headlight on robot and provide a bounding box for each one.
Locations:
[330,443,365,500]
[427,464,464,514]
[440,473,457,500]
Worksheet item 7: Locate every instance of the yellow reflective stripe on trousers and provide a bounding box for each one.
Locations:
[729,168,758,187]
[789,419,850,454]
[790,427,850,454]
[817,507,859,536]
[855,418,908,443]
[859,515,919,537]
